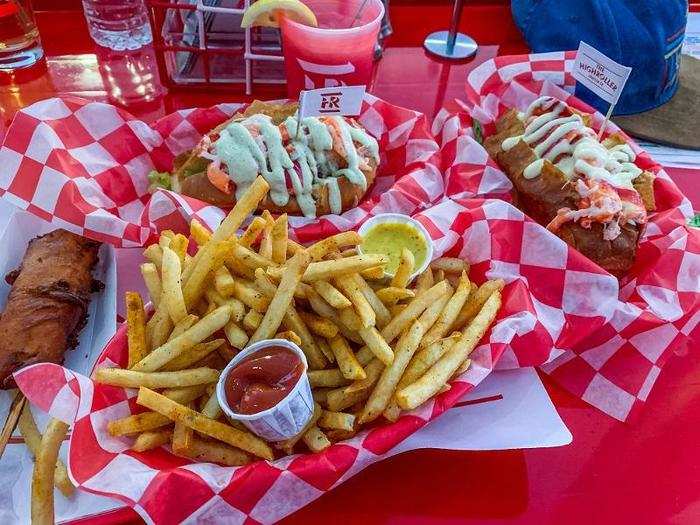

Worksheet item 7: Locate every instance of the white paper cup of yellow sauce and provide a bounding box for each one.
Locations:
[357,213,434,282]
[216,339,314,442]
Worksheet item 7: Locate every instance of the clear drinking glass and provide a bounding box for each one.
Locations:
[82,0,153,51]
[0,0,44,70]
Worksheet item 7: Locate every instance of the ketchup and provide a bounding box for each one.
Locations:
[224,346,304,415]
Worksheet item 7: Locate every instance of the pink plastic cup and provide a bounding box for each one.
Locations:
[279,0,384,98]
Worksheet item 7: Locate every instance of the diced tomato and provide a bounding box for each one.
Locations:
[280,123,290,143]
[207,163,233,194]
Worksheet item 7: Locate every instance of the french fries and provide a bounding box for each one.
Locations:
[390,248,415,288]
[431,257,468,274]
[249,250,310,344]
[161,246,188,323]
[126,291,148,368]
[137,387,273,460]
[94,366,220,389]
[104,177,502,463]
[397,291,502,410]
[132,305,232,372]
[32,418,69,525]
[271,213,288,264]
[18,406,74,498]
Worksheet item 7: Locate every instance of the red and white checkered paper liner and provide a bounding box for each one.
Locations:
[0,94,443,246]
[432,51,700,422]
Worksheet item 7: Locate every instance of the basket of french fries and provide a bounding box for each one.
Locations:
[14,176,517,524]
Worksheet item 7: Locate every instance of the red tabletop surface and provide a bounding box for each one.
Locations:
[3,4,699,525]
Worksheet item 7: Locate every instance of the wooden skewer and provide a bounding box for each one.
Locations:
[0,390,26,458]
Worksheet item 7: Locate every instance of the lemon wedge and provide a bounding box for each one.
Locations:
[241,0,318,28]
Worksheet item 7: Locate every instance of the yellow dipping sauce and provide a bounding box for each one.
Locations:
[361,222,429,275]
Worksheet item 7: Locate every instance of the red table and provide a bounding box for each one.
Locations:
[3,4,700,525]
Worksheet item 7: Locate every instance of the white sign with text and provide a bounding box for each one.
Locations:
[573,41,632,105]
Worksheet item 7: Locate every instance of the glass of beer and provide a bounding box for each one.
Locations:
[279,0,384,98]
[0,0,44,70]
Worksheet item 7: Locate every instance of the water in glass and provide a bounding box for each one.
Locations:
[0,0,44,70]
[82,0,153,51]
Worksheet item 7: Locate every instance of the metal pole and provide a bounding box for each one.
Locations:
[445,0,463,54]
[423,0,477,60]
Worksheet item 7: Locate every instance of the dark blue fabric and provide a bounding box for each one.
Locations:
[511,0,688,115]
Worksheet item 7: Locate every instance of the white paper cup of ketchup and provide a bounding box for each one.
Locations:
[216,339,314,442]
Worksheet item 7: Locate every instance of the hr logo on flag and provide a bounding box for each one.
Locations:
[320,93,341,112]
[298,86,366,119]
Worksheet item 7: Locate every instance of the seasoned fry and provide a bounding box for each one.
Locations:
[183,241,230,308]
[231,278,270,312]
[415,267,434,296]
[338,307,364,331]
[95,366,219,389]
[281,307,326,370]
[311,280,351,309]
[397,291,501,410]
[340,247,358,258]
[137,387,273,460]
[358,326,394,365]
[298,311,339,339]
[431,257,467,274]
[240,216,267,248]
[271,213,288,264]
[315,336,335,363]
[108,412,170,436]
[225,321,249,349]
[167,314,199,342]
[162,339,225,371]
[307,231,362,261]
[133,305,232,372]
[308,369,349,388]
[190,218,212,246]
[417,288,452,333]
[352,273,391,328]
[214,265,236,297]
[126,292,148,368]
[143,244,163,270]
[403,335,460,389]
[303,425,331,452]
[146,302,172,350]
[18,406,74,498]
[359,265,385,280]
[359,320,425,424]
[376,286,415,306]
[161,246,188,323]
[421,273,470,348]
[343,358,385,394]
[334,274,375,328]
[201,389,222,420]
[172,406,194,455]
[32,418,69,525]
[390,248,415,288]
[249,250,310,345]
[329,335,366,380]
[140,263,162,307]
[381,280,451,344]
[449,279,505,332]
[211,176,270,242]
[259,211,274,259]
[243,309,263,333]
[318,410,355,431]
[132,429,172,452]
[268,254,388,282]
[181,438,251,466]
[275,330,302,346]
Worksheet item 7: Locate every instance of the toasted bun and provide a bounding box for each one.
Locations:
[172,101,378,215]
